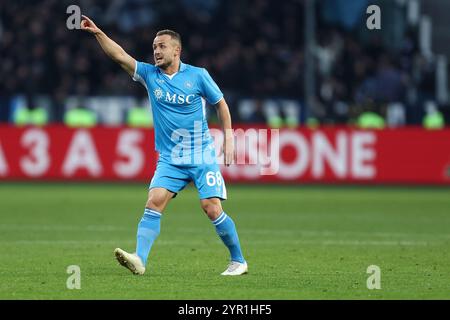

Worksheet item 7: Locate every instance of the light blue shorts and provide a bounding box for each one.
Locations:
[149,158,227,200]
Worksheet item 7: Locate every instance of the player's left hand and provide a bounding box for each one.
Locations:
[222,137,236,167]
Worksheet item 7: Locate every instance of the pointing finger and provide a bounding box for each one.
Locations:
[81,15,93,23]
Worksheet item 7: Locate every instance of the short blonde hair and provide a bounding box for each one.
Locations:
[156,29,182,48]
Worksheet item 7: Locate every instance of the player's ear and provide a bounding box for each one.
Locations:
[172,39,181,54]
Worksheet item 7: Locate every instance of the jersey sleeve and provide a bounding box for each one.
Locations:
[132,61,154,88]
[199,68,223,105]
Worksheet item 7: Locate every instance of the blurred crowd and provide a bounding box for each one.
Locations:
[0,0,304,97]
[312,23,446,126]
[0,0,448,126]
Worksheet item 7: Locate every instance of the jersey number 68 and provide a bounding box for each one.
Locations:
[206,171,222,186]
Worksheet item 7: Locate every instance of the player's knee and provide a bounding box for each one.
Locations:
[201,202,222,220]
[145,188,174,212]
[146,194,167,212]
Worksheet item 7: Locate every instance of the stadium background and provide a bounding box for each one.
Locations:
[1,0,450,300]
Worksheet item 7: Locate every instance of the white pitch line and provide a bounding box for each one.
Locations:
[1,224,449,242]
[302,239,431,246]
[239,229,450,239]
[0,224,128,232]
[161,227,450,240]
[0,239,437,246]
[0,240,136,245]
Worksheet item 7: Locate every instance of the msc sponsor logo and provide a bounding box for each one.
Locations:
[153,87,195,104]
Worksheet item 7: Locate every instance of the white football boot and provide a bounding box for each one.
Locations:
[114,248,145,275]
[221,261,248,276]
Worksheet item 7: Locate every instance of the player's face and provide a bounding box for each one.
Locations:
[153,35,180,69]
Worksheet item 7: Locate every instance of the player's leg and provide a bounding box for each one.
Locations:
[200,197,247,275]
[115,160,190,275]
[115,187,174,275]
[135,159,191,268]
[193,162,247,275]
[135,187,174,266]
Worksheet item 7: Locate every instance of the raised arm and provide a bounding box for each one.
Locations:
[80,15,136,77]
[215,98,236,167]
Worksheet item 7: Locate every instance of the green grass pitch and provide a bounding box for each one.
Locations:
[0,183,449,299]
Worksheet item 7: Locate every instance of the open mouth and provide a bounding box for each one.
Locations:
[155,57,163,63]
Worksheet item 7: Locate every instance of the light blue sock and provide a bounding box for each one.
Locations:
[136,208,161,265]
[213,212,245,264]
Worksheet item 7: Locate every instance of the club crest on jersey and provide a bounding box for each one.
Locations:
[154,88,163,100]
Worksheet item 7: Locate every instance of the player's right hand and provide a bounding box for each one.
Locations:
[80,15,101,34]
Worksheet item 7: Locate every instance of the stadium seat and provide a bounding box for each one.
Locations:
[14,107,48,126]
[30,108,49,126]
[285,116,298,128]
[423,111,444,129]
[356,112,385,129]
[282,101,300,128]
[423,101,444,129]
[64,107,97,128]
[14,108,29,126]
[264,101,283,128]
[127,107,153,128]
[267,116,283,128]
[306,117,320,129]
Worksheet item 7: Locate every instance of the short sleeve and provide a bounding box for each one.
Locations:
[199,68,223,105]
[132,61,154,88]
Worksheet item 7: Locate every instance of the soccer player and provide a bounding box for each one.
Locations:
[80,16,247,276]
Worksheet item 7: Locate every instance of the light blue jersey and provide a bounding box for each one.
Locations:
[133,61,223,164]
[133,60,226,200]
